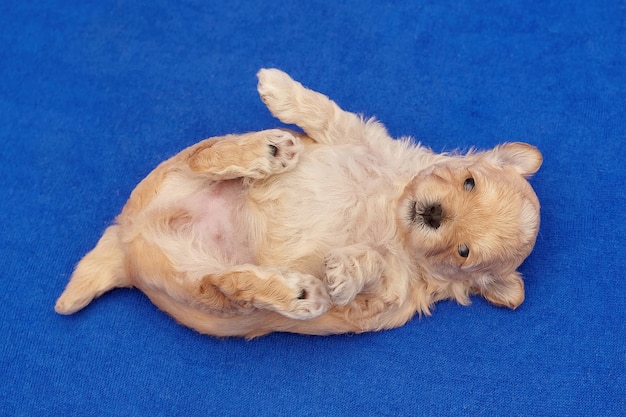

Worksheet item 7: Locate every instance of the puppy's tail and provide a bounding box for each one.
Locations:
[55,225,131,315]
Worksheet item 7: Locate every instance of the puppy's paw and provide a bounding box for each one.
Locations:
[265,129,303,173]
[324,246,387,306]
[257,69,299,122]
[280,271,330,320]
[257,68,295,101]
[324,251,364,306]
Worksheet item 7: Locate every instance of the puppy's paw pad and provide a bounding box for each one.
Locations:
[282,273,330,320]
[265,129,303,171]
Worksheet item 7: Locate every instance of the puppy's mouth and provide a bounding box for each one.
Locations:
[409,200,444,230]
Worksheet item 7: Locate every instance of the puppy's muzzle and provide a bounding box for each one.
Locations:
[422,204,443,229]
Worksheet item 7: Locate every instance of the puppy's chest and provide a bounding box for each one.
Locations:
[251,147,401,233]
[169,147,402,260]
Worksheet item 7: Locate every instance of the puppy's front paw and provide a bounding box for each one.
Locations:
[280,272,330,320]
[324,251,364,306]
[324,246,387,306]
[265,129,303,173]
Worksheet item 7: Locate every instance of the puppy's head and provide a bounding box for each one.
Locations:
[399,143,542,309]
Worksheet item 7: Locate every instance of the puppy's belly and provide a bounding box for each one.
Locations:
[181,179,254,264]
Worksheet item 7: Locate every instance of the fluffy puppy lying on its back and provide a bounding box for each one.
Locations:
[56,69,542,338]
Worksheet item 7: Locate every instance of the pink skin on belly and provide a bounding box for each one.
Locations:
[184,179,253,264]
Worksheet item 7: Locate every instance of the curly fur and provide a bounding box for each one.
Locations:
[55,69,542,338]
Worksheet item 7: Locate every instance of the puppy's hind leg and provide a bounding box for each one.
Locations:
[186,129,303,181]
[257,68,387,145]
[55,225,131,314]
[196,265,330,320]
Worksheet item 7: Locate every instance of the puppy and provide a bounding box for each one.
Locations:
[55,69,542,338]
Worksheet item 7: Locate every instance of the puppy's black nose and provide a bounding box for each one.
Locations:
[422,204,443,229]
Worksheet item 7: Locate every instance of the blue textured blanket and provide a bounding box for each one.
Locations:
[1,1,624,415]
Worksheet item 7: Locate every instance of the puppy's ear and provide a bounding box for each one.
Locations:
[491,142,543,177]
[479,271,525,309]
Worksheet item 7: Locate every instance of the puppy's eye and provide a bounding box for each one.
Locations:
[458,244,470,258]
[464,177,475,192]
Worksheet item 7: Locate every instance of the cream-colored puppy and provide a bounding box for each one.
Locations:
[56,69,542,338]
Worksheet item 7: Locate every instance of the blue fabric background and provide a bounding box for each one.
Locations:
[1,1,624,416]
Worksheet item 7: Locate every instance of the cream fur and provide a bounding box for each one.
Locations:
[55,69,542,338]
